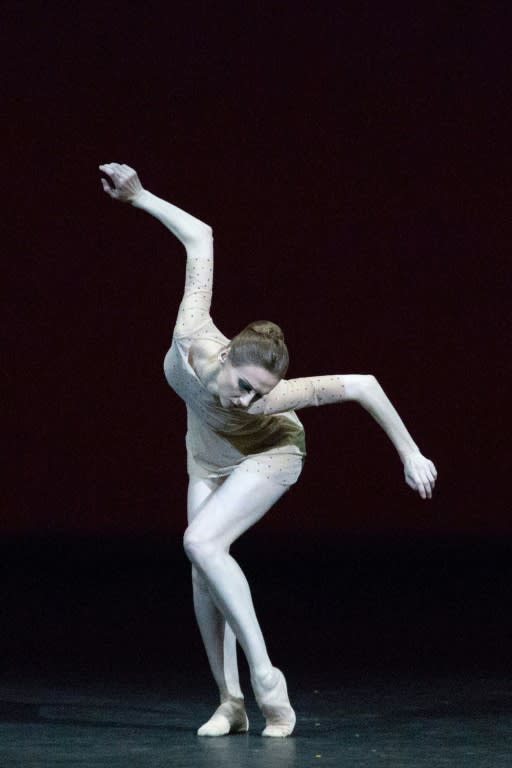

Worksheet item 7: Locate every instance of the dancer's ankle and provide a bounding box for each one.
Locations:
[219,682,244,702]
[251,667,295,738]
[251,664,278,694]
[220,692,244,705]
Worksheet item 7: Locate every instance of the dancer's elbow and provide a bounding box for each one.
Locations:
[183,222,213,247]
[197,223,213,240]
[342,374,378,402]
[183,226,214,258]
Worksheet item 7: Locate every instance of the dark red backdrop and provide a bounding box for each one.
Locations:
[5,3,510,535]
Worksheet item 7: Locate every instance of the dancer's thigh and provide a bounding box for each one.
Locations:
[185,467,289,551]
[187,475,224,524]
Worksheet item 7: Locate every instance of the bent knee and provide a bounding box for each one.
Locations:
[183,527,220,569]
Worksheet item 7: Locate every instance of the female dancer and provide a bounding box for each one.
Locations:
[99,162,437,737]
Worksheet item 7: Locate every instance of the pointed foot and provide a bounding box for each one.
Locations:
[253,668,296,738]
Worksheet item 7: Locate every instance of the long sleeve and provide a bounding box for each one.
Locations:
[173,247,214,338]
[248,375,345,416]
[132,190,214,337]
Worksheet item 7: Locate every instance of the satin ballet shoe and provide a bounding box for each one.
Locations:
[253,668,296,737]
[197,697,249,736]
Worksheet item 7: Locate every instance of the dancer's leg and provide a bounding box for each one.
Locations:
[183,469,296,736]
[188,477,248,735]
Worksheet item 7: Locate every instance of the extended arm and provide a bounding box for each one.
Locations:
[249,372,437,499]
[99,163,213,335]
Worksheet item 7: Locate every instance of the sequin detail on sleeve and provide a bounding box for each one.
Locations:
[248,376,345,415]
[174,247,213,338]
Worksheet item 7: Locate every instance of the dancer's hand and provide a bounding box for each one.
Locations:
[403,451,437,499]
[99,162,144,203]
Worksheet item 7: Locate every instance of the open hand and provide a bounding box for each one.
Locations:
[99,162,144,203]
[403,451,437,500]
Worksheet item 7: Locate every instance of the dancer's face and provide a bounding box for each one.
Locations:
[216,350,280,409]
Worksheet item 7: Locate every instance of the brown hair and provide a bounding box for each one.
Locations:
[228,320,289,378]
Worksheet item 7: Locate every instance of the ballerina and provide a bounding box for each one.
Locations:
[99,162,437,737]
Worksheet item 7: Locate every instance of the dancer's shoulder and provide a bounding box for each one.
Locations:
[187,337,224,378]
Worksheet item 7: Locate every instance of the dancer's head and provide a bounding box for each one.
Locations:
[229,321,289,378]
[217,321,289,408]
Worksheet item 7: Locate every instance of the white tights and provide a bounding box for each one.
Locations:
[184,469,296,736]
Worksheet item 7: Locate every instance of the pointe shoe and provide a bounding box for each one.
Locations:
[253,668,296,737]
[197,697,249,737]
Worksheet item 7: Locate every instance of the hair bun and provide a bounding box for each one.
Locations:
[229,320,289,377]
[248,320,285,342]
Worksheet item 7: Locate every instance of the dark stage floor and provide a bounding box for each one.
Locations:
[2,674,512,767]
[1,534,511,766]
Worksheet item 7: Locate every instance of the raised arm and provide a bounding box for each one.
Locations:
[249,372,437,500]
[99,163,213,336]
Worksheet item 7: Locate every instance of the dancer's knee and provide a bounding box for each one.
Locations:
[183,527,220,571]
